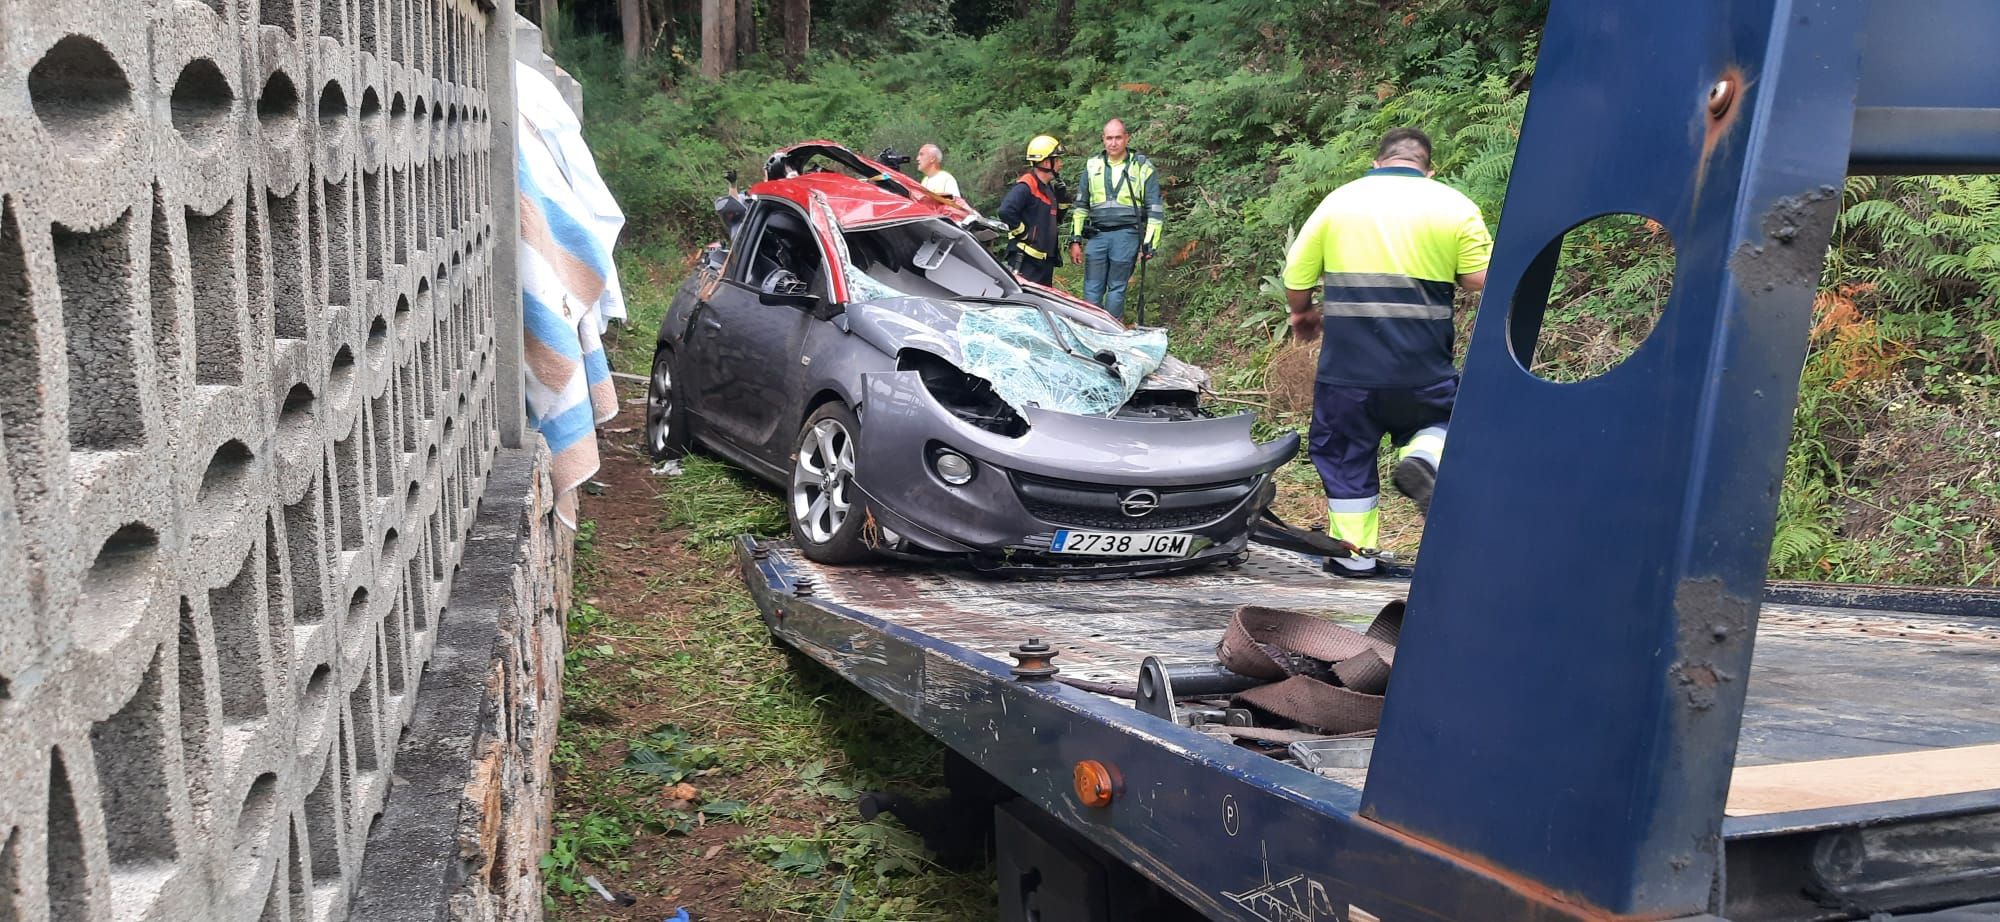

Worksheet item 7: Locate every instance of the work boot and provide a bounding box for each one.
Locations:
[1392,456,1436,516]
[1324,554,1381,579]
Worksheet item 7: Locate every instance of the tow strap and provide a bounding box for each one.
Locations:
[1215,601,1403,735]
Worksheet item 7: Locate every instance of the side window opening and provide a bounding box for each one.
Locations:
[737,204,827,299]
[841,220,1014,302]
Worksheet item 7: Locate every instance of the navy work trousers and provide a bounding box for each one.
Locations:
[1015,255,1055,286]
[1083,227,1142,319]
[1309,376,1458,502]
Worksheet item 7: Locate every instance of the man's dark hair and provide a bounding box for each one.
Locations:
[1376,127,1433,170]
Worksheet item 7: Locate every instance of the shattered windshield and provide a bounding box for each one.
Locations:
[815,200,1163,416]
[957,307,1168,416]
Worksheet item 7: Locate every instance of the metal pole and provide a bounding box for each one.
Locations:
[1133,248,1147,326]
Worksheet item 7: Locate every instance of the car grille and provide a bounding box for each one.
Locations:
[1012,472,1260,531]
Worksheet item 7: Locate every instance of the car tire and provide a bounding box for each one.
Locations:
[645,346,691,461]
[789,403,873,564]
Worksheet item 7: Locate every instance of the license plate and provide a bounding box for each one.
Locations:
[1049,530,1195,557]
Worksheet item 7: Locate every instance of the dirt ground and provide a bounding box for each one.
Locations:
[547,382,993,921]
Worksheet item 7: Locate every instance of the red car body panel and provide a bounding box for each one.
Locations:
[749,172,945,229]
[759,140,978,225]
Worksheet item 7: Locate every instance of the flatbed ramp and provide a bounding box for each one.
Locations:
[739,538,2000,919]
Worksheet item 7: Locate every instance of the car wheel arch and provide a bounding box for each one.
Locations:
[801,387,858,430]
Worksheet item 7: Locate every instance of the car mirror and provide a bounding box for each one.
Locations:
[701,246,728,270]
[766,290,845,323]
[758,288,815,308]
[757,289,840,322]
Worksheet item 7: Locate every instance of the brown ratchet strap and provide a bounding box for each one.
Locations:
[1216,601,1404,735]
[1208,726,1377,745]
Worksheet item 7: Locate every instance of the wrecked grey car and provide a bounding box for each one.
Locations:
[646,148,1299,575]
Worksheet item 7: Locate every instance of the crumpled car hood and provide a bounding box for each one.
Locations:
[955,307,1167,416]
[844,297,1207,412]
[862,370,1298,484]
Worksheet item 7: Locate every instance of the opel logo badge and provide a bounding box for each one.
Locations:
[1119,489,1160,518]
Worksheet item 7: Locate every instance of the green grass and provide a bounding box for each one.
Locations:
[609,238,687,377]
[658,457,791,548]
[549,441,995,918]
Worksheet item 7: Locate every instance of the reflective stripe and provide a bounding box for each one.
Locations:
[1327,553,1378,573]
[1077,155,1160,235]
[1017,241,1049,260]
[1398,426,1446,467]
[1322,302,1454,320]
[1089,202,1143,221]
[1326,495,1380,513]
[1325,271,1429,289]
[1087,157,1149,205]
[1278,172,1491,293]
[1321,271,1454,305]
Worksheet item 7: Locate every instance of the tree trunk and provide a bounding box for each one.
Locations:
[1054,0,1074,42]
[702,0,737,79]
[782,0,809,75]
[735,0,756,58]
[540,0,559,46]
[701,0,721,78]
[620,0,644,63]
[720,0,737,71]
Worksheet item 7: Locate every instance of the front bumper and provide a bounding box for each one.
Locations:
[854,371,1298,572]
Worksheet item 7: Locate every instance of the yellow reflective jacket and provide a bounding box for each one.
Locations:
[1071,153,1163,247]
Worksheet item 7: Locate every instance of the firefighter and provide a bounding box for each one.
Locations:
[1281,127,1492,577]
[997,135,1070,286]
[1067,119,1163,320]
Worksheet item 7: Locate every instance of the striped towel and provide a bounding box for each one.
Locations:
[516,62,624,527]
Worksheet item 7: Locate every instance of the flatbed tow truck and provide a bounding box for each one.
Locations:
[733,1,2000,918]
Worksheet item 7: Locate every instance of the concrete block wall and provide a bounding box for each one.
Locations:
[0,1,522,919]
[348,444,569,921]
[510,18,582,119]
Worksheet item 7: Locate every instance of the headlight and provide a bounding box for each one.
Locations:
[932,449,975,485]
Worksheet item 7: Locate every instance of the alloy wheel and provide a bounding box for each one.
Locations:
[791,418,856,544]
[647,356,673,456]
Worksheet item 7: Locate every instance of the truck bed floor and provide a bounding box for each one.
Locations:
[777,543,2000,810]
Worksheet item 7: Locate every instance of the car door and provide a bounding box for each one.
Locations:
[682,200,821,467]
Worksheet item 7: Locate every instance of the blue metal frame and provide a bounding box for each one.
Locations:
[1851,0,2000,173]
[740,540,1609,921]
[1367,0,2000,917]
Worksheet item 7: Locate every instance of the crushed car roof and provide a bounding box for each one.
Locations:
[751,141,976,229]
[748,171,947,228]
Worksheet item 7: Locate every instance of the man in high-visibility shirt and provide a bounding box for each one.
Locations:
[1282,127,1492,577]
[1068,119,1163,320]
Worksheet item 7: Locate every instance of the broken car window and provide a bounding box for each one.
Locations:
[836,219,1014,302]
[956,306,1168,416]
[744,204,825,296]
